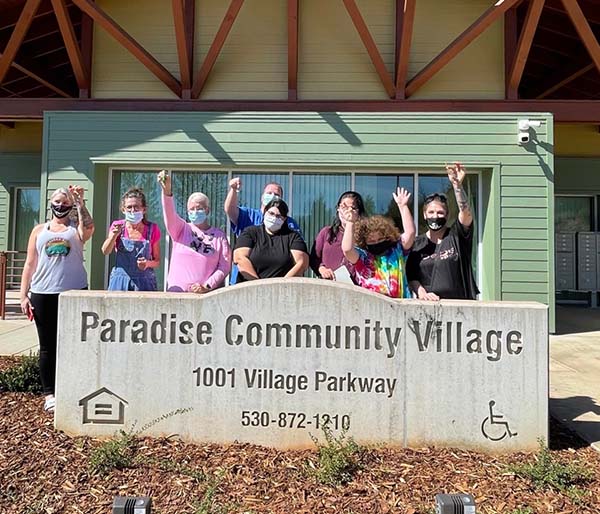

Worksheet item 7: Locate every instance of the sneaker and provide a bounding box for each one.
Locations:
[43,397,56,412]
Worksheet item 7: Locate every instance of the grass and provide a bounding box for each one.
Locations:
[508,439,593,503]
[308,424,363,486]
[0,354,41,394]
[88,430,137,475]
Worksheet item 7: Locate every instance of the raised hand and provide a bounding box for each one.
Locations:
[340,204,359,224]
[392,187,411,208]
[110,223,123,237]
[446,162,466,187]
[229,177,242,192]
[69,185,85,205]
[157,170,172,195]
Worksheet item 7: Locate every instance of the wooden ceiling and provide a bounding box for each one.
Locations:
[0,0,598,101]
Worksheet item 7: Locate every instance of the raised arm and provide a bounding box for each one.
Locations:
[101,222,122,255]
[340,209,360,264]
[158,170,187,241]
[392,187,415,251]
[70,185,94,243]
[224,177,241,226]
[447,162,473,227]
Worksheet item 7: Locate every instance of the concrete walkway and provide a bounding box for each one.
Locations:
[1,301,599,449]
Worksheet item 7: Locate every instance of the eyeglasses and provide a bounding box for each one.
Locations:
[423,193,448,205]
[266,211,284,220]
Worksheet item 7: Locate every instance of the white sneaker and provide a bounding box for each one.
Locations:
[43,397,56,412]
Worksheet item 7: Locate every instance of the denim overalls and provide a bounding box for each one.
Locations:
[108,221,158,291]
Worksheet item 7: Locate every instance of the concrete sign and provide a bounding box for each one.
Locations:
[55,279,548,452]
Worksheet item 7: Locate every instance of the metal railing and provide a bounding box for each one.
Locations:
[0,250,26,320]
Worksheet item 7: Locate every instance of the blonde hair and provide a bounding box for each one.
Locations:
[50,187,75,204]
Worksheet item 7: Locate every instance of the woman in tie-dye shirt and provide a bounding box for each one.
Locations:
[341,187,415,298]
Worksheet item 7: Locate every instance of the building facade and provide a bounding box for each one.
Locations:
[2,0,600,331]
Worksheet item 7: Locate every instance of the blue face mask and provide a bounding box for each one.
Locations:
[125,211,144,224]
[188,210,207,225]
[262,192,280,207]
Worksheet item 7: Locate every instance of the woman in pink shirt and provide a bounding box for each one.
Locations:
[158,170,231,292]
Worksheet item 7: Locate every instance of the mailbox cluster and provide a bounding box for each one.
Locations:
[556,232,600,303]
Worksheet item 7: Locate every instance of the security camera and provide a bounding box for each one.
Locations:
[518,119,541,131]
[518,131,530,144]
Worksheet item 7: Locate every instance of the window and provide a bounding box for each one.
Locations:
[109,168,481,291]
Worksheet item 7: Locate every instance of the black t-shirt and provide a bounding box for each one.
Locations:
[234,224,308,282]
[406,222,478,300]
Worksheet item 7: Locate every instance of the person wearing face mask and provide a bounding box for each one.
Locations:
[233,198,308,282]
[19,185,95,412]
[310,191,366,282]
[224,177,302,284]
[102,188,161,291]
[158,170,231,292]
[406,162,479,300]
[341,188,415,298]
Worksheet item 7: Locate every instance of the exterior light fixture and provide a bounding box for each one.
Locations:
[435,493,476,513]
[112,496,152,514]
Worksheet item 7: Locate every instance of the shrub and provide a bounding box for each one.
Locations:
[88,430,137,475]
[309,424,362,486]
[508,439,592,502]
[0,354,41,393]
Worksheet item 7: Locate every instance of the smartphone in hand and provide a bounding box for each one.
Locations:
[27,305,34,322]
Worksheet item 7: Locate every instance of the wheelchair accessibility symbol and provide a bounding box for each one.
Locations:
[481,400,518,441]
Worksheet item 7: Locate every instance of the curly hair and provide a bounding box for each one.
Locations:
[354,215,400,249]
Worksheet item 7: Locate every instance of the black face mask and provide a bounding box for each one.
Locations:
[366,240,395,256]
[51,203,73,219]
[426,216,447,231]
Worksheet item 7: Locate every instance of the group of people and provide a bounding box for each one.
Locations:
[19,163,478,412]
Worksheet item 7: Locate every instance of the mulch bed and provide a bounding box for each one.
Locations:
[1,356,599,514]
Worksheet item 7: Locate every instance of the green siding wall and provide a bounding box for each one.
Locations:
[43,111,555,328]
[0,153,42,251]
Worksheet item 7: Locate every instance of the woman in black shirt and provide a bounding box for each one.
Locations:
[233,199,308,282]
[406,163,479,300]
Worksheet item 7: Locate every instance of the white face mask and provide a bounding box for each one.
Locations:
[264,214,284,232]
[125,211,144,224]
[262,192,280,206]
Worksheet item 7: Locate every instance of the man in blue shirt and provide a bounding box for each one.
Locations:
[224,177,302,284]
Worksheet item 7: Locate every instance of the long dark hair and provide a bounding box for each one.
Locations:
[327,191,365,243]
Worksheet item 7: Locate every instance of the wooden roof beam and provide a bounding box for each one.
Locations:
[0,50,71,97]
[537,62,595,97]
[172,0,192,96]
[51,0,89,91]
[71,0,181,97]
[2,98,600,122]
[288,0,298,100]
[560,0,600,74]
[0,0,43,84]
[507,0,546,99]
[395,0,416,99]
[191,0,244,99]
[79,7,93,98]
[342,0,395,98]
[406,0,522,98]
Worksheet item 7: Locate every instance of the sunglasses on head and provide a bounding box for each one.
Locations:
[424,193,448,205]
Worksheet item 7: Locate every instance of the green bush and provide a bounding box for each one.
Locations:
[309,424,362,486]
[88,430,137,475]
[0,354,41,393]
[508,439,592,502]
